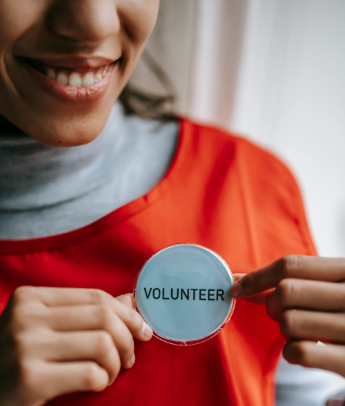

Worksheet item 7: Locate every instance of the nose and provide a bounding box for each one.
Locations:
[47,0,120,43]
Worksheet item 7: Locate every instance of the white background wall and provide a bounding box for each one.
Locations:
[133,2,345,404]
[228,0,345,259]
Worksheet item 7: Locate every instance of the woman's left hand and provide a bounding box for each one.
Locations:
[229,256,345,377]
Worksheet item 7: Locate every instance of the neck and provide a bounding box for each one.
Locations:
[0,103,125,211]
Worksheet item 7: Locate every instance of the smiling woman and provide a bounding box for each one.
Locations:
[0,0,159,146]
[1,2,345,406]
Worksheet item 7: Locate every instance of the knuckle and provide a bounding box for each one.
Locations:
[279,255,301,278]
[95,332,113,357]
[276,279,300,305]
[11,304,39,331]
[13,286,36,305]
[13,333,32,358]
[11,305,27,327]
[19,360,43,393]
[96,306,114,329]
[280,310,298,337]
[89,289,107,305]
[82,363,106,392]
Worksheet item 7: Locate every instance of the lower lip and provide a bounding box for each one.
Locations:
[19,59,116,104]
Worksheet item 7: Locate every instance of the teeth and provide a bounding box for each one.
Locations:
[47,67,108,88]
[57,72,68,85]
[69,72,82,87]
[47,68,57,79]
[82,72,95,87]
[46,68,107,87]
[94,73,102,83]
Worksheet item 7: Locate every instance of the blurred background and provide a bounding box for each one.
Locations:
[131,0,345,405]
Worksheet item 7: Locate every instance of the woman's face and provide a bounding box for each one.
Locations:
[0,0,159,146]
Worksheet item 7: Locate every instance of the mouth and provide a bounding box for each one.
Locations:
[21,57,117,87]
[14,56,119,102]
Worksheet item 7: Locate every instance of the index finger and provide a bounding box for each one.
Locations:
[14,287,153,340]
[112,294,153,339]
[230,256,345,299]
[231,274,273,304]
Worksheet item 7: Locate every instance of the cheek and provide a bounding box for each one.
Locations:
[119,0,160,46]
[0,0,44,47]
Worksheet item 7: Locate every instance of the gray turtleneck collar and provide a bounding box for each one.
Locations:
[0,103,178,239]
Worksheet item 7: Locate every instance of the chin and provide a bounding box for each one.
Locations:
[28,120,108,148]
[22,103,115,147]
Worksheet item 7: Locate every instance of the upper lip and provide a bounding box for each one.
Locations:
[19,55,119,71]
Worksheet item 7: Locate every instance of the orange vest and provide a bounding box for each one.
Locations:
[0,119,316,406]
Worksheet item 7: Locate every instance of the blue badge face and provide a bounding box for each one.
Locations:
[134,244,235,345]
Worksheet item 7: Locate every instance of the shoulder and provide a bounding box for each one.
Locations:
[181,118,296,188]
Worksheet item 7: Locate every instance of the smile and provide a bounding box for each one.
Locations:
[15,56,119,102]
[22,57,117,88]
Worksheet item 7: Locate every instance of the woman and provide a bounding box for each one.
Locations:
[0,1,345,406]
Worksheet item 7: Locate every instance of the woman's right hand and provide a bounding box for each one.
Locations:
[0,287,153,406]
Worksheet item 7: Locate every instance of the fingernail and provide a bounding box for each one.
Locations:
[129,353,135,367]
[316,341,327,347]
[142,321,153,338]
[230,281,243,298]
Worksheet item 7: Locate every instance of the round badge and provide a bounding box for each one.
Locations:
[133,244,235,346]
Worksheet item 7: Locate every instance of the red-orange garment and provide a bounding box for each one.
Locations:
[0,119,316,406]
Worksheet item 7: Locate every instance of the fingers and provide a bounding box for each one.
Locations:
[110,299,153,341]
[13,287,153,342]
[10,287,152,375]
[31,305,150,368]
[231,259,345,380]
[14,286,115,307]
[230,256,345,299]
[46,302,152,341]
[11,289,152,373]
[29,361,110,401]
[267,279,345,320]
[230,260,288,298]
[50,306,136,369]
[4,288,153,404]
[279,309,345,343]
[23,331,122,383]
[283,341,345,377]
[231,274,272,304]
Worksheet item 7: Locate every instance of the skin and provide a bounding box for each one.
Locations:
[0,0,158,405]
[0,0,159,147]
[230,256,345,377]
[0,288,153,406]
